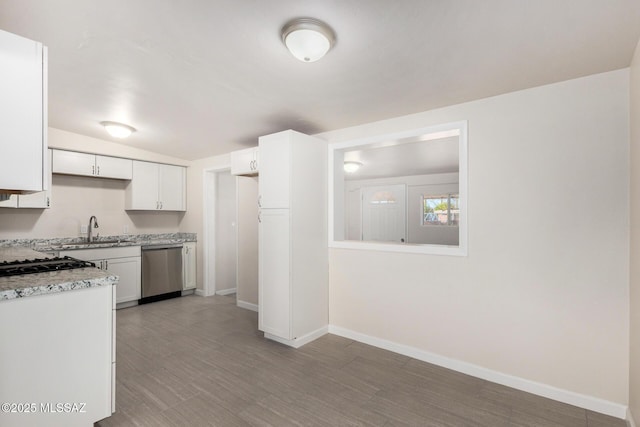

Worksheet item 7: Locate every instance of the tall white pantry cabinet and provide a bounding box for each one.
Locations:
[0,29,47,193]
[258,130,328,348]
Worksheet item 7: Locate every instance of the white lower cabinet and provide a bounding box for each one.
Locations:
[0,285,113,426]
[60,246,141,306]
[182,242,196,290]
[103,256,141,304]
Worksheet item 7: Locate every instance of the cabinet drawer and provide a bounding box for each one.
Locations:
[60,245,141,261]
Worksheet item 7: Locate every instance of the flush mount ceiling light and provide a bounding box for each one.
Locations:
[281,18,335,62]
[344,161,362,173]
[100,121,136,139]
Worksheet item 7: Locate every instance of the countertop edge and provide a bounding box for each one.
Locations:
[0,274,118,301]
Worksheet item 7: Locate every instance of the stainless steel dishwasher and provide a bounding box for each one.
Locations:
[140,243,183,303]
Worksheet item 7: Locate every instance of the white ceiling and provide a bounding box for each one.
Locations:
[343,136,459,181]
[1,1,639,161]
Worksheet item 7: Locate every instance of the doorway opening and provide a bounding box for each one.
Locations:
[202,167,237,297]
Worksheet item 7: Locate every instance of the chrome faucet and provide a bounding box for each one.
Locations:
[88,216,99,243]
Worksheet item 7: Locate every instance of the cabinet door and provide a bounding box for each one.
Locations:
[95,155,132,180]
[126,161,159,210]
[0,195,18,208]
[18,148,52,208]
[258,209,291,339]
[0,30,45,192]
[159,164,185,211]
[105,256,141,304]
[231,147,258,176]
[182,242,197,290]
[52,150,96,176]
[258,134,290,208]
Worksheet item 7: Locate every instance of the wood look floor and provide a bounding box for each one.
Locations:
[97,295,625,427]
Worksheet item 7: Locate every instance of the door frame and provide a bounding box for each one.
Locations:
[201,165,232,297]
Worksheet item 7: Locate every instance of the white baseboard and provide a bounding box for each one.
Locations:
[265,326,328,349]
[629,408,637,427]
[216,288,237,296]
[328,325,627,420]
[194,289,206,297]
[237,300,258,312]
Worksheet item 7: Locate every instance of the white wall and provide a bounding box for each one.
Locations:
[0,128,187,239]
[49,128,190,166]
[317,70,630,407]
[629,38,640,424]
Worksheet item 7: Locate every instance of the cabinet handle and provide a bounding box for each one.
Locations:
[258,212,261,223]
[97,165,100,175]
[105,260,108,270]
[92,165,95,175]
[258,195,262,207]
[156,201,159,209]
[46,197,50,207]
[160,201,163,209]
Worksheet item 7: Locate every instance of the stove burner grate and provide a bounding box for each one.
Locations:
[0,256,96,277]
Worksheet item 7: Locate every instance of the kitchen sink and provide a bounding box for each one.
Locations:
[89,239,125,244]
[59,239,132,248]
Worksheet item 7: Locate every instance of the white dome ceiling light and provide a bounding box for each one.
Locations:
[281,18,336,62]
[100,121,136,139]
[344,161,363,173]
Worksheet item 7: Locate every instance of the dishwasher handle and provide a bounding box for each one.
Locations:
[142,243,184,251]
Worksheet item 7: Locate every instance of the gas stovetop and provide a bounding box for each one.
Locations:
[0,257,96,277]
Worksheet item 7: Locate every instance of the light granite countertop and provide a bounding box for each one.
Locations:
[1,232,196,252]
[0,247,117,301]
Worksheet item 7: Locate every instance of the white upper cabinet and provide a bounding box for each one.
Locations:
[231,147,259,176]
[258,133,292,208]
[52,149,132,180]
[0,149,52,209]
[159,164,186,211]
[125,161,186,211]
[0,29,47,192]
[96,155,133,179]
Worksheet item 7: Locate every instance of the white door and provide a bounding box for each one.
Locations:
[361,184,407,243]
[259,208,291,339]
